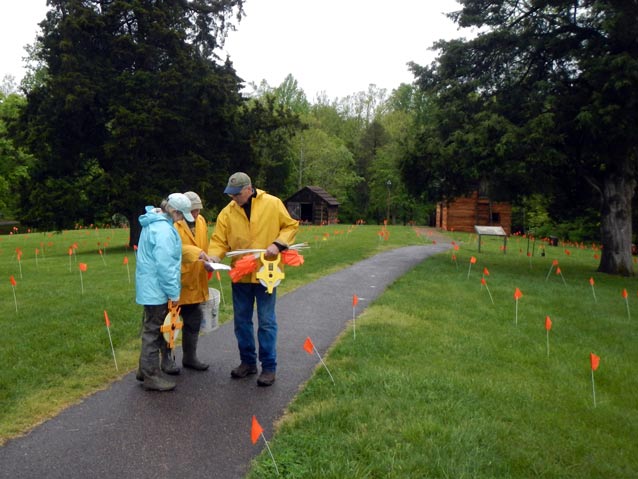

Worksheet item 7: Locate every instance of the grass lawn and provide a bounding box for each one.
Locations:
[1,225,637,478]
[247,234,638,478]
[0,223,421,443]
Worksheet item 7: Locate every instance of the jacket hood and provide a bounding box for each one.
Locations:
[139,205,170,227]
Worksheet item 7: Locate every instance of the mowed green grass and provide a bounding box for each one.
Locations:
[247,235,638,478]
[0,223,422,443]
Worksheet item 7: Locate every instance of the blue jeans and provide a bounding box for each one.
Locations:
[232,283,277,372]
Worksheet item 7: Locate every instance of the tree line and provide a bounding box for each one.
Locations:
[0,1,636,275]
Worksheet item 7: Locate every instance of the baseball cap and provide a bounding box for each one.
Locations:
[184,191,203,210]
[166,193,195,222]
[224,172,251,195]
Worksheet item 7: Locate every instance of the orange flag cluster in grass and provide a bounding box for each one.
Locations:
[445,235,620,408]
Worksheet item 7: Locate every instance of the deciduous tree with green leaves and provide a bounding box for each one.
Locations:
[0,91,35,220]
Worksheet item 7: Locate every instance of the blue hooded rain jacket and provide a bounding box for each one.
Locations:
[135,206,182,306]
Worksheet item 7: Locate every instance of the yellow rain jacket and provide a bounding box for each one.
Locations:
[209,188,299,284]
[174,214,210,305]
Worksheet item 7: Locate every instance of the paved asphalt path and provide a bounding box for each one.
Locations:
[0,243,450,479]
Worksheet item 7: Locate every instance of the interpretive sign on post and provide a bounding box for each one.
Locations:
[474,225,507,254]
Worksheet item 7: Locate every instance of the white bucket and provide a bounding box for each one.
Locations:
[200,287,220,334]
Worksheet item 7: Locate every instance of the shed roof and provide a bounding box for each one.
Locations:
[286,186,340,206]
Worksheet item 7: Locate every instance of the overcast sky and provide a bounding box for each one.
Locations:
[1,0,465,99]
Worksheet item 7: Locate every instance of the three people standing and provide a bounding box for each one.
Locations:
[135,172,298,391]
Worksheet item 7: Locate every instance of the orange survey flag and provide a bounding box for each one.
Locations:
[352,294,358,307]
[216,270,221,281]
[251,415,263,444]
[303,336,315,355]
[545,316,552,331]
[79,263,88,272]
[481,277,487,286]
[483,267,489,276]
[104,310,111,328]
[281,249,304,266]
[229,255,258,283]
[9,275,17,287]
[123,256,129,265]
[556,267,562,275]
[514,287,523,300]
[552,259,559,266]
[622,288,628,299]
[470,256,477,264]
[590,353,600,371]
[589,277,595,286]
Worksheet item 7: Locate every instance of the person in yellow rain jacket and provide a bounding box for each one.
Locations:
[208,172,298,387]
[170,191,212,372]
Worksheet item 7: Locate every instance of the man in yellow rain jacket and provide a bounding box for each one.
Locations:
[171,191,212,372]
[209,172,298,387]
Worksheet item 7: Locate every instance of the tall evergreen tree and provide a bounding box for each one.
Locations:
[17,0,246,244]
[407,0,638,275]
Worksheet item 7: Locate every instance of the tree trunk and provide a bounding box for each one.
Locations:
[598,173,635,276]
[128,213,142,248]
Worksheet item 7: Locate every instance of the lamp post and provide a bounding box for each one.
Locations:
[385,180,392,223]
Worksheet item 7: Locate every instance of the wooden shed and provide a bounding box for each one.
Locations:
[285,186,340,224]
[435,191,512,234]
